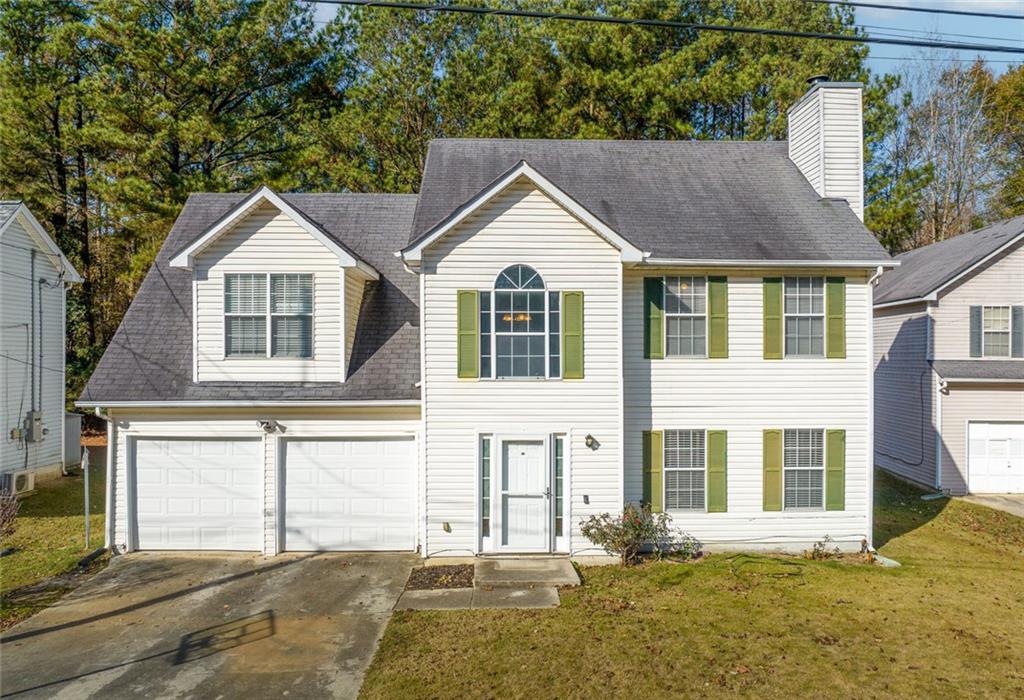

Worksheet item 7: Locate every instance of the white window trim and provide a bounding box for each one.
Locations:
[981,305,1013,358]
[480,267,562,381]
[223,272,314,360]
[782,428,826,512]
[662,276,709,359]
[663,428,707,512]
[783,276,826,359]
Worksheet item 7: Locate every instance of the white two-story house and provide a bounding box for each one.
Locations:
[874,215,1024,495]
[79,79,894,556]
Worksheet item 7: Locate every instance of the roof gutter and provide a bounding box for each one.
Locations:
[75,399,422,409]
[640,257,898,269]
[932,377,1024,385]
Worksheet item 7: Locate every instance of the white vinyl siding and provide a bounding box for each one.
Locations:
[873,303,937,488]
[105,406,421,555]
[931,241,1024,360]
[421,178,622,556]
[787,85,864,221]
[625,269,872,550]
[0,214,67,475]
[195,203,341,381]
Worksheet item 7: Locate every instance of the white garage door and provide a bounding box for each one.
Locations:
[283,437,416,551]
[134,438,263,550]
[969,423,1024,494]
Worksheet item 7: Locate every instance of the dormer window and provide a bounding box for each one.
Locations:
[224,273,313,358]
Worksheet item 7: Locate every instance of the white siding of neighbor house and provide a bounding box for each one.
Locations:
[931,240,1024,360]
[344,268,368,376]
[939,386,1024,495]
[194,203,342,382]
[1,214,67,476]
[788,85,864,221]
[420,178,623,557]
[623,270,874,550]
[106,407,421,554]
[873,302,937,488]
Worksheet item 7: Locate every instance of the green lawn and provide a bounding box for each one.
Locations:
[361,471,1024,699]
[1,458,106,629]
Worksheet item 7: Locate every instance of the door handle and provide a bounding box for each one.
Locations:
[544,487,551,498]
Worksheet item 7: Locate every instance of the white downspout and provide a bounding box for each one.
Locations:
[935,379,946,491]
[95,407,116,549]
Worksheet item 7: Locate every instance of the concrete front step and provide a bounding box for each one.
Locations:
[474,557,580,589]
[395,586,559,610]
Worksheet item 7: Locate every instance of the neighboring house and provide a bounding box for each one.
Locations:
[1,202,83,487]
[874,216,1024,495]
[79,79,894,557]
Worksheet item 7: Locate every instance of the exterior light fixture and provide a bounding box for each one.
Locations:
[585,434,595,449]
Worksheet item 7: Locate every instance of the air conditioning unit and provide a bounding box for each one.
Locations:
[1,470,35,497]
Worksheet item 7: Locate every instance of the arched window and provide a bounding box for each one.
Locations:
[480,265,560,378]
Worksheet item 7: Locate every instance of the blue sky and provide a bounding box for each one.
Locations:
[311,1,1024,77]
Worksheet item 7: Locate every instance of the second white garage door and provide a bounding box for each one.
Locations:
[969,422,1024,494]
[282,437,416,551]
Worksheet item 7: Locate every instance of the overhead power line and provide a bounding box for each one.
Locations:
[308,1,1024,55]
[802,0,1024,21]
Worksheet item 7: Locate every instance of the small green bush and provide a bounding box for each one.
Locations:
[580,503,701,565]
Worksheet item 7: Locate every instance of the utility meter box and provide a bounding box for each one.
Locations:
[25,410,45,442]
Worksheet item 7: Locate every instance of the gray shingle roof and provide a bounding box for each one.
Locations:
[931,360,1024,382]
[80,193,420,404]
[410,139,890,262]
[874,214,1024,305]
[0,201,21,228]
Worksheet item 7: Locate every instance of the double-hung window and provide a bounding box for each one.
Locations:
[783,429,824,510]
[982,306,1011,357]
[479,265,560,379]
[664,429,705,510]
[665,276,707,357]
[784,277,824,357]
[224,273,313,358]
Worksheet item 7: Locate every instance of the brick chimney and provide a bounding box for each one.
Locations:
[787,76,864,221]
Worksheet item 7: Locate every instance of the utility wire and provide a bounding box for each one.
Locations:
[307,1,1024,54]
[802,0,1024,22]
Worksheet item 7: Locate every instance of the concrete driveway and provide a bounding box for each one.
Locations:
[960,494,1024,518]
[0,552,416,699]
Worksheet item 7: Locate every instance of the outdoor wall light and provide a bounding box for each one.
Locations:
[585,434,595,449]
[258,420,285,434]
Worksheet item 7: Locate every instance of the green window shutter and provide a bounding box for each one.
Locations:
[763,278,783,360]
[763,429,783,511]
[644,277,665,360]
[708,277,729,359]
[825,429,846,511]
[456,290,479,378]
[826,277,846,359]
[562,291,584,379]
[706,430,727,513]
[642,430,664,513]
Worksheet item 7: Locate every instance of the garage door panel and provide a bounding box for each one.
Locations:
[135,438,263,551]
[284,437,415,551]
[969,422,1024,494]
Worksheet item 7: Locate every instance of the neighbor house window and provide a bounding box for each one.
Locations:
[664,429,705,510]
[224,273,313,358]
[665,276,707,357]
[481,265,560,379]
[784,277,824,357]
[480,435,492,539]
[783,429,824,509]
[983,306,1011,357]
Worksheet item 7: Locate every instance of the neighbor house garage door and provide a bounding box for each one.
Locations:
[968,422,1024,494]
[134,438,263,550]
[282,437,415,551]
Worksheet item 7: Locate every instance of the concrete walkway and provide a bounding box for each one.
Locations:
[959,494,1024,518]
[395,558,579,611]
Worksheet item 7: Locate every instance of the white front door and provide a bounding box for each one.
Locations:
[969,422,1024,494]
[500,440,549,551]
[283,437,416,551]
